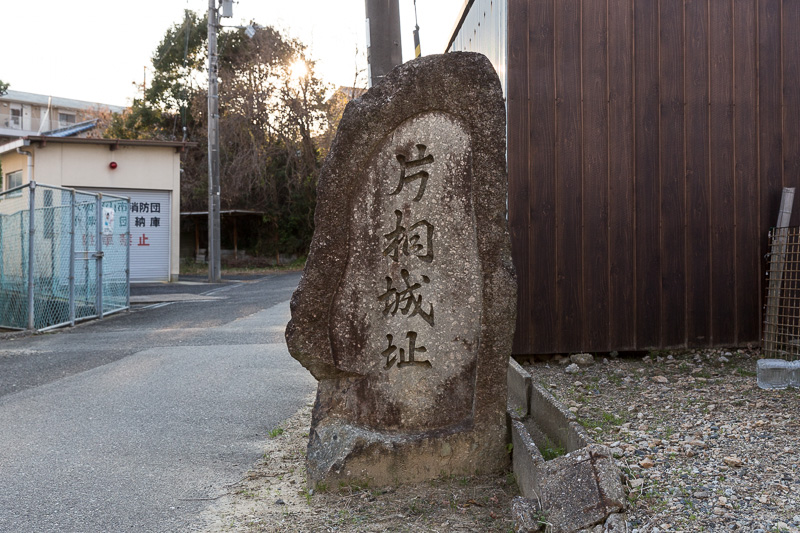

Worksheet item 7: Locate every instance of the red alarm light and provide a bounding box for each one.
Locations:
[109,161,118,169]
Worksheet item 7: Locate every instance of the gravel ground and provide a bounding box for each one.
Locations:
[524,348,800,533]
[199,348,799,533]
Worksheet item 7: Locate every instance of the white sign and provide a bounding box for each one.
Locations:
[102,207,115,235]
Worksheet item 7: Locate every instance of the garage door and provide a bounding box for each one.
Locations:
[81,189,171,282]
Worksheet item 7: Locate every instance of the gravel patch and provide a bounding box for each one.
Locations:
[524,348,800,533]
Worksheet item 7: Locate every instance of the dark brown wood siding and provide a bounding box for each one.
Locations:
[504,0,800,354]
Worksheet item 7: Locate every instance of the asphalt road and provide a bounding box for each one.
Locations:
[0,271,316,532]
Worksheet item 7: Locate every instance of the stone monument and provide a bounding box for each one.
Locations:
[285,52,516,486]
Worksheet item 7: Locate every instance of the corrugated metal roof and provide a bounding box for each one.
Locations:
[42,119,98,137]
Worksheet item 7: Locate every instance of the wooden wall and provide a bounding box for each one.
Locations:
[506,0,800,354]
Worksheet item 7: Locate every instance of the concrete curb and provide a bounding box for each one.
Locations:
[507,360,626,533]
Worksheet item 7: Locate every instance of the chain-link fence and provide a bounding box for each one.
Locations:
[0,181,130,331]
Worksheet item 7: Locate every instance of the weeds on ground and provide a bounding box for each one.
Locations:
[539,437,566,460]
[179,256,306,276]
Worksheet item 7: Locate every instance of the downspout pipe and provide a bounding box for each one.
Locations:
[16,141,33,183]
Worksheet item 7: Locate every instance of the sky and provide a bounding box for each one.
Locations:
[1,0,466,108]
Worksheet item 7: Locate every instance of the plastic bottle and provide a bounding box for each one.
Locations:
[757,359,792,390]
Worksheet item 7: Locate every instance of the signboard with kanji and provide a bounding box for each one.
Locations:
[82,189,171,282]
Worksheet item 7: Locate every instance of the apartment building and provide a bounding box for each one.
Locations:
[0,90,125,142]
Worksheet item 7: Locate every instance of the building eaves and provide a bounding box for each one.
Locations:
[0,136,196,155]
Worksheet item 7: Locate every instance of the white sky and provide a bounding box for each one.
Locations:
[0,0,466,108]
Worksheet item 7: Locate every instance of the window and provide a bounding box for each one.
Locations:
[4,170,22,198]
[58,112,76,128]
[8,103,22,129]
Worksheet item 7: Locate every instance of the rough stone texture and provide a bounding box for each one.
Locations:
[603,513,627,532]
[285,52,516,487]
[519,444,626,533]
[570,353,595,367]
[511,496,545,533]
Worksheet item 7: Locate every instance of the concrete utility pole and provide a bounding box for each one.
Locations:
[365,0,402,88]
[207,0,222,282]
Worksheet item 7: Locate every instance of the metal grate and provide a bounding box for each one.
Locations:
[0,182,130,331]
[763,225,800,361]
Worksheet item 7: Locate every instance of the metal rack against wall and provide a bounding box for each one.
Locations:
[763,225,800,361]
[0,181,130,331]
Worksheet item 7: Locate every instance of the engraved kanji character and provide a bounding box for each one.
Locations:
[382,210,434,263]
[391,143,433,201]
[378,268,434,327]
[381,332,430,369]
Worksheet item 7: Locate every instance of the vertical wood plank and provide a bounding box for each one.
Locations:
[685,0,711,347]
[759,0,782,313]
[555,0,584,352]
[528,0,558,353]
[608,0,636,350]
[581,0,610,351]
[784,2,800,211]
[634,0,661,348]
[780,0,800,351]
[733,0,760,344]
[659,0,686,347]
[506,0,531,354]
[710,0,736,344]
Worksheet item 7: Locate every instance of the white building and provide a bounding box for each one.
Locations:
[0,136,192,282]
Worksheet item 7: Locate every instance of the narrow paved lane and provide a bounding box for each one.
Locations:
[0,272,315,532]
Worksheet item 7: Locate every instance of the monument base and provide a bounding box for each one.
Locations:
[306,417,509,487]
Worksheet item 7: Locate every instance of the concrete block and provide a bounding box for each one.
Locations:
[511,420,544,498]
[515,443,625,533]
[508,358,532,419]
[530,382,590,453]
[509,365,626,533]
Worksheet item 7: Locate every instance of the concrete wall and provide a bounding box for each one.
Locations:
[1,151,27,182]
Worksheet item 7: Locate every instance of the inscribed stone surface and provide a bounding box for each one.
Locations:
[285,52,516,486]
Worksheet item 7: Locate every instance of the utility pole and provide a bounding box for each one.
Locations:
[207,0,222,282]
[413,0,421,58]
[364,0,402,88]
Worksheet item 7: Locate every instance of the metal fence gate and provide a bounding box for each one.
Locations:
[0,181,130,331]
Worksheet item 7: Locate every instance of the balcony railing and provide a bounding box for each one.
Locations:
[0,111,77,134]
